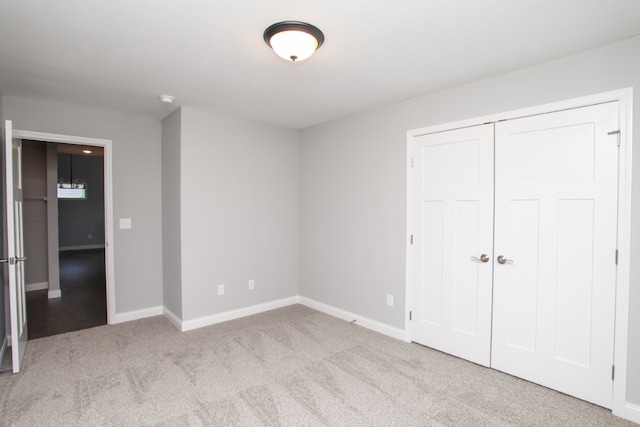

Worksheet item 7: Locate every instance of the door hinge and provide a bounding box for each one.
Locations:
[410,235,414,245]
[612,365,615,381]
[409,310,412,321]
[615,249,619,265]
[410,157,414,167]
[608,130,621,147]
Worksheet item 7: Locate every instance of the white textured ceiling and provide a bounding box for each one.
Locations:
[1,1,640,129]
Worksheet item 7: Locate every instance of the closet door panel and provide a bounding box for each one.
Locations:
[411,124,494,367]
[503,199,540,352]
[492,102,619,408]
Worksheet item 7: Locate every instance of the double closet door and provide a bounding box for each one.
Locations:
[410,102,619,408]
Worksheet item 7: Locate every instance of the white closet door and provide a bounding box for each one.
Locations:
[492,102,619,408]
[411,124,494,366]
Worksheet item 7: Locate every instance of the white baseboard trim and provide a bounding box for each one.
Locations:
[298,296,406,341]
[26,282,48,292]
[0,335,7,366]
[111,297,407,343]
[624,403,640,424]
[112,306,163,324]
[59,244,105,252]
[48,289,62,299]
[180,296,300,332]
[163,306,182,331]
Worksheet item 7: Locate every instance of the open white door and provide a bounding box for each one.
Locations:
[2,120,28,373]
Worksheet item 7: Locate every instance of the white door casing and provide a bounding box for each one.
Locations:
[411,124,494,366]
[491,102,619,408]
[3,120,28,373]
[12,129,116,325]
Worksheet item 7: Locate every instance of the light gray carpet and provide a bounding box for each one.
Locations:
[0,304,634,426]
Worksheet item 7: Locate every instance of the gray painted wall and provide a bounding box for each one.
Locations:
[22,140,48,285]
[299,35,640,404]
[2,96,163,314]
[180,107,299,321]
[161,109,182,318]
[57,153,105,249]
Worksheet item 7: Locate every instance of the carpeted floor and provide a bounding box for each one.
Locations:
[0,305,634,426]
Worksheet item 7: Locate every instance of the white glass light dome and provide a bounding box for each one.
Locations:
[264,21,324,62]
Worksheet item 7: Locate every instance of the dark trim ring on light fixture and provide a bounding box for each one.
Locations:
[263,21,325,48]
[263,21,325,61]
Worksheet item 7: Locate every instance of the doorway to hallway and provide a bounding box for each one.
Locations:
[22,141,107,339]
[3,126,114,373]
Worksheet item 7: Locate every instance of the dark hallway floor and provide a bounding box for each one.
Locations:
[26,249,107,339]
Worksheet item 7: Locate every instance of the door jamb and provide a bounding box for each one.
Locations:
[12,129,116,325]
[405,87,633,417]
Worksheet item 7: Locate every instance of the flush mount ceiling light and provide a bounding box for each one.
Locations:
[263,21,324,62]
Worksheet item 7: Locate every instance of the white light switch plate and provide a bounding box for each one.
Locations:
[119,218,132,229]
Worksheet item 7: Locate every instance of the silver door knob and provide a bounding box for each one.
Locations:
[470,254,490,263]
[497,255,514,264]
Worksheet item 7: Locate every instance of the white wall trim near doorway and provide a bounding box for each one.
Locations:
[59,244,106,251]
[405,88,633,420]
[625,403,640,424]
[25,281,48,292]
[12,129,117,325]
[47,289,61,299]
[0,335,7,367]
[113,305,163,324]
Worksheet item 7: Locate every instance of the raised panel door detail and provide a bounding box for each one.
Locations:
[504,200,540,352]
[492,102,618,408]
[453,200,480,335]
[420,201,444,326]
[411,124,494,367]
[421,138,480,187]
[505,123,595,183]
[555,199,594,367]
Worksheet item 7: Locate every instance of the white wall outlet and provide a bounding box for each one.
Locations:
[248,280,255,290]
[387,294,394,307]
[119,218,132,229]
[218,284,225,296]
